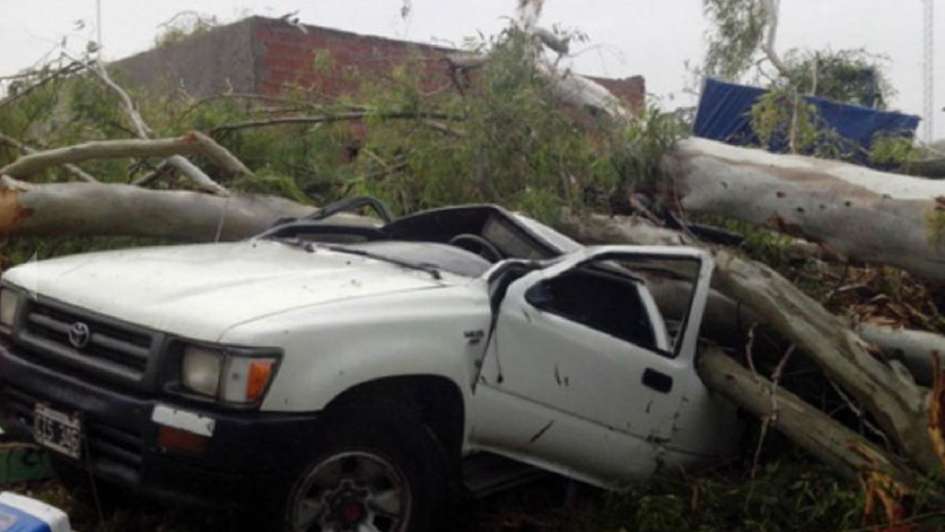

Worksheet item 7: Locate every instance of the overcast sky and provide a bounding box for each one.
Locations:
[1,0,942,139]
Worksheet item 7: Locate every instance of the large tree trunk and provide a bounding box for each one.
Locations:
[545,61,945,283]
[698,347,916,486]
[647,273,945,387]
[661,138,945,283]
[0,178,310,241]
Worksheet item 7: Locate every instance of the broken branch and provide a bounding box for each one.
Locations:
[0,136,207,178]
[210,111,464,135]
[75,58,235,194]
[698,347,917,485]
[0,132,97,183]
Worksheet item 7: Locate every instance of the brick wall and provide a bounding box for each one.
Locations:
[113,16,644,113]
[590,75,646,113]
[252,17,454,99]
[252,17,645,112]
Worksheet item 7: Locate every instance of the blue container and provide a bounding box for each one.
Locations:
[0,492,70,532]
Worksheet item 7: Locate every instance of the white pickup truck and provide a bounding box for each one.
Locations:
[0,199,740,531]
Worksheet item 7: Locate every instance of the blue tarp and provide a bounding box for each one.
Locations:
[692,78,920,163]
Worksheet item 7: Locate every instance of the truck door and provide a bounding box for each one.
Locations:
[471,246,713,485]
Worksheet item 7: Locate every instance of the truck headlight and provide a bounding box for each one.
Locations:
[181,344,279,405]
[181,346,224,397]
[0,287,20,331]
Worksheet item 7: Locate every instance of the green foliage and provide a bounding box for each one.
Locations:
[749,76,905,162]
[779,48,894,108]
[928,209,945,247]
[311,49,334,75]
[701,1,894,108]
[711,215,796,267]
[701,2,900,164]
[702,0,768,81]
[601,459,865,532]
[1,24,649,258]
[345,28,623,219]
[870,134,919,168]
[611,104,687,190]
[230,169,311,204]
[750,87,819,154]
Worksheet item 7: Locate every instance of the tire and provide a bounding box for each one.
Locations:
[281,406,448,532]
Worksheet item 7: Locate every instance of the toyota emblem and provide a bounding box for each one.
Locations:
[68,322,91,349]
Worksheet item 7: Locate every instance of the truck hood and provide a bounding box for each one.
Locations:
[4,240,447,341]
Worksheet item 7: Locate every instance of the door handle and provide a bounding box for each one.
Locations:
[642,368,673,394]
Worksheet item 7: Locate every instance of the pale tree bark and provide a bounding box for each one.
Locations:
[0,177,310,242]
[210,111,464,135]
[759,0,790,77]
[856,324,945,387]
[517,13,945,479]
[698,347,916,486]
[0,132,97,183]
[0,134,204,178]
[1,134,236,181]
[647,273,945,387]
[662,137,945,283]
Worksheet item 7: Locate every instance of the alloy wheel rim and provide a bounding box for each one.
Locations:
[292,451,411,532]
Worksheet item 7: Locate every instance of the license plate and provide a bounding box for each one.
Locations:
[33,404,82,460]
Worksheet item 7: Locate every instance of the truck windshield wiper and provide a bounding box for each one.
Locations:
[267,236,315,253]
[322,245,442,281]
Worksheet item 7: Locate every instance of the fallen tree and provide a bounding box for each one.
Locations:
[1,3,944,524]
[5,141,945,477]
[697,346,917,485]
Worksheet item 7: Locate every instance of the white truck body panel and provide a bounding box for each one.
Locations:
[4,240,450,342]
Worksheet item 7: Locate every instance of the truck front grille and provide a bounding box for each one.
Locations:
[17,299,158,386]
[1,386,145,472]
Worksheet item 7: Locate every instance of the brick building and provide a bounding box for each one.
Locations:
[113,16,645,111]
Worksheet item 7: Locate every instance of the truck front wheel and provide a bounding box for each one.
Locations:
[283,408,446,532]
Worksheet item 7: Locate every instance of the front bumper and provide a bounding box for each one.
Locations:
[0,339,321,508]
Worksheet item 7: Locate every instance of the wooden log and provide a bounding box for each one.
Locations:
[698,347,916,485]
